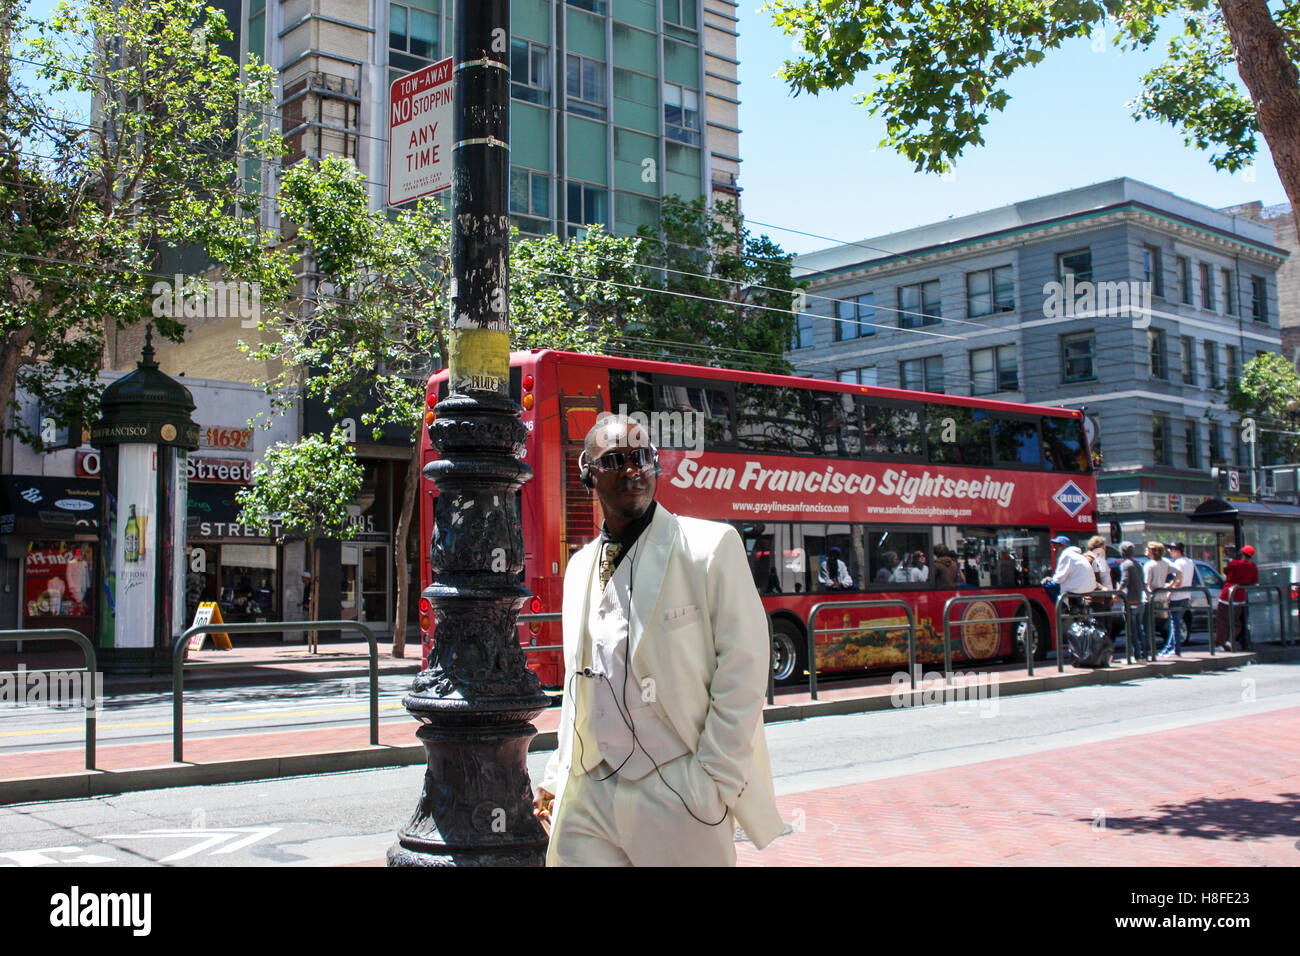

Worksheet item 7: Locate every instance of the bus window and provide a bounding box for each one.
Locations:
[867,528,931,585]
[862,403,924,458]
[734,383,821,454]
[1042,416,1090,472]
[992,417,1042,468]
[802,522,856,591]
[737,521,778,594]
[609,369,653,417]
[656,381,734,446]
[817,392,863,457]
[927,407,993,467]
[956,526,1051,588]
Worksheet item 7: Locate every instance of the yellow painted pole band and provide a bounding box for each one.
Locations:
[448,327,511,392]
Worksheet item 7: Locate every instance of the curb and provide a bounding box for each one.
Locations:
[0,652,1254,806]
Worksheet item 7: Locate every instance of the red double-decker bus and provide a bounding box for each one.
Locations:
[419,350,1098,687]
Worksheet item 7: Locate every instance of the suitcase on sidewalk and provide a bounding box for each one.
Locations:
[1066,619,1113,668]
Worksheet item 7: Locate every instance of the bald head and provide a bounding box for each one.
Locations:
[585,417,650,459]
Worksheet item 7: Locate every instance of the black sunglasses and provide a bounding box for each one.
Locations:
[589,448,656,473]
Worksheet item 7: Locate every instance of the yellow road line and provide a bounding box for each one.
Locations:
[0,702,407,738]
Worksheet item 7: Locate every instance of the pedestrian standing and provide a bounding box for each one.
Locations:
[1118,542,1146,658]
[1162,542,1195,655]
[1144,542,1172,653]
[1215,544,1259,650]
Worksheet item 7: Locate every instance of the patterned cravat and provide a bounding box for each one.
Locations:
[599,542,623,591]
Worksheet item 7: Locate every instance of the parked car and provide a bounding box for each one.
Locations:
[1253,561,1300,643]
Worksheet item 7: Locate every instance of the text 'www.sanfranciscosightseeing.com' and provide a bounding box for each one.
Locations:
[730,501,974,518]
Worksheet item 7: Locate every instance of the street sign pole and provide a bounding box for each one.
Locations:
[388,0,549,867]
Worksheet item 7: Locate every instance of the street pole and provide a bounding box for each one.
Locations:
[388,0,550,866]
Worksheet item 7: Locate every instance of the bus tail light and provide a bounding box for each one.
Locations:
[529,596,542,614]
[522,393,534,410]
[424,409,435,425]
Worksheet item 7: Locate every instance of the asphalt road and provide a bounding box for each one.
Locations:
[0,658,1295,867]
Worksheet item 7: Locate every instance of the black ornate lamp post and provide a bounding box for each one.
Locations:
[90,326,199,675]
[388,0,550,866]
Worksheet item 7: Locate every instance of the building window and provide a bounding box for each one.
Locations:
[1204,341,1221,389]
[1058,249,1092,283]
[389,1,439,72]
[1177,256,1191,305]
[1199,262,1213,309]
[1226,345,1238,384]
[567,0,607,14]
[835,293,875,340]
[1143,245,1164,297]
[900,355,944,393]
[792,312,814,349]
[1209,422,1223,464]
[897,280,941,328]
[1149,329,1167,380]
[1181,335,1197,385]
[1185,419,1201,470]
[1221,267,1236,315]
[663,0,697,29]
[1061,332,1097,383]
[565,54,606,120]
[510,168,550,233]
[510,39,550,105]
[1251,275,1268,323]
[838,367,877,386]
[966,266,1015,318]
[663,82,700,145]
[566,181,608,235]
[970,345,1018,395]
[1153,414,1171,466]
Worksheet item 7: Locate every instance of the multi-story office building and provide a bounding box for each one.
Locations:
[789,178,1290,565]
[92,0,744,637]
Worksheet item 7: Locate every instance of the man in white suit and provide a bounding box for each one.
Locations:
[533,417,783,866]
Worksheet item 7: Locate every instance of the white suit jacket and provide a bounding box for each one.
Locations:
[540,504,784,853]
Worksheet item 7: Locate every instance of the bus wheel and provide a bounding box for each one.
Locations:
[771,619,807,685]
[1015,606,1050,662]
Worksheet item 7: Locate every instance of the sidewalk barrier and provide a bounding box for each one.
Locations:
[941,594,1035,678]
[173,620,378,764]
[1056,591,1129,672]
[1149,585,1216,658]
[805,600,917,703]
[1220,585,1289,655]
[0,628,98,770]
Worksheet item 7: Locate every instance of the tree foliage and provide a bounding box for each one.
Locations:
[629,196,802,373]
[766,0,1300,217]
[235,426,363,545]
[1228,350,1300,461]
[0,0,281,446]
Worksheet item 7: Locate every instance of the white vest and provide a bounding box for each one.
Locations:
[577,542,689,780]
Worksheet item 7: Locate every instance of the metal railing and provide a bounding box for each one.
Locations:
[1220,584,1289,654]
[941,594,1036,677]
[0,628,98,770]
[805,600,917,703]
[1147,585,1217,659]
[172,620,379,763]
[1055,590,1130,672]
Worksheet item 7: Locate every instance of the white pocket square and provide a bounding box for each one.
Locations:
[663,605,704,630]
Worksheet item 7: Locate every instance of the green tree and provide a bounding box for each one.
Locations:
[630,196,803,373]
[235,426,363,651]
[236,156,646,657]
[1228,350,1300,463]
[766,1,1300,236]
[0,0,282,445]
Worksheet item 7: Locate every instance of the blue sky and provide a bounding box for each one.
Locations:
[737,8,1289,255]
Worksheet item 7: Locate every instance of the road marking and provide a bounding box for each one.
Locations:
[0,846,116,867]
[0,703,407,737]
[98,827,281,862]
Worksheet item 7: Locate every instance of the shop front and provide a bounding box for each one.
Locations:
[1098,489,1236,569]
[0,475,101,641]
[185,482,284,630]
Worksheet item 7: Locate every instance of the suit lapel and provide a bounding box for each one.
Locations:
[564,543,599,673]
[628,505,676,667]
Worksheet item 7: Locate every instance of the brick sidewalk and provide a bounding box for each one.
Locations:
[738,705,1300,866]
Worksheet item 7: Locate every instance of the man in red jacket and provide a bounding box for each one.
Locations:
[1215,545,1259,649]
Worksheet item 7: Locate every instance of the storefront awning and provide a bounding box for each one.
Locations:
[1191,497,1300,521]
[0,476,100,536]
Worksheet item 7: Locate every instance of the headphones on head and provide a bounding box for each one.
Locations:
[578,445,661,488]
